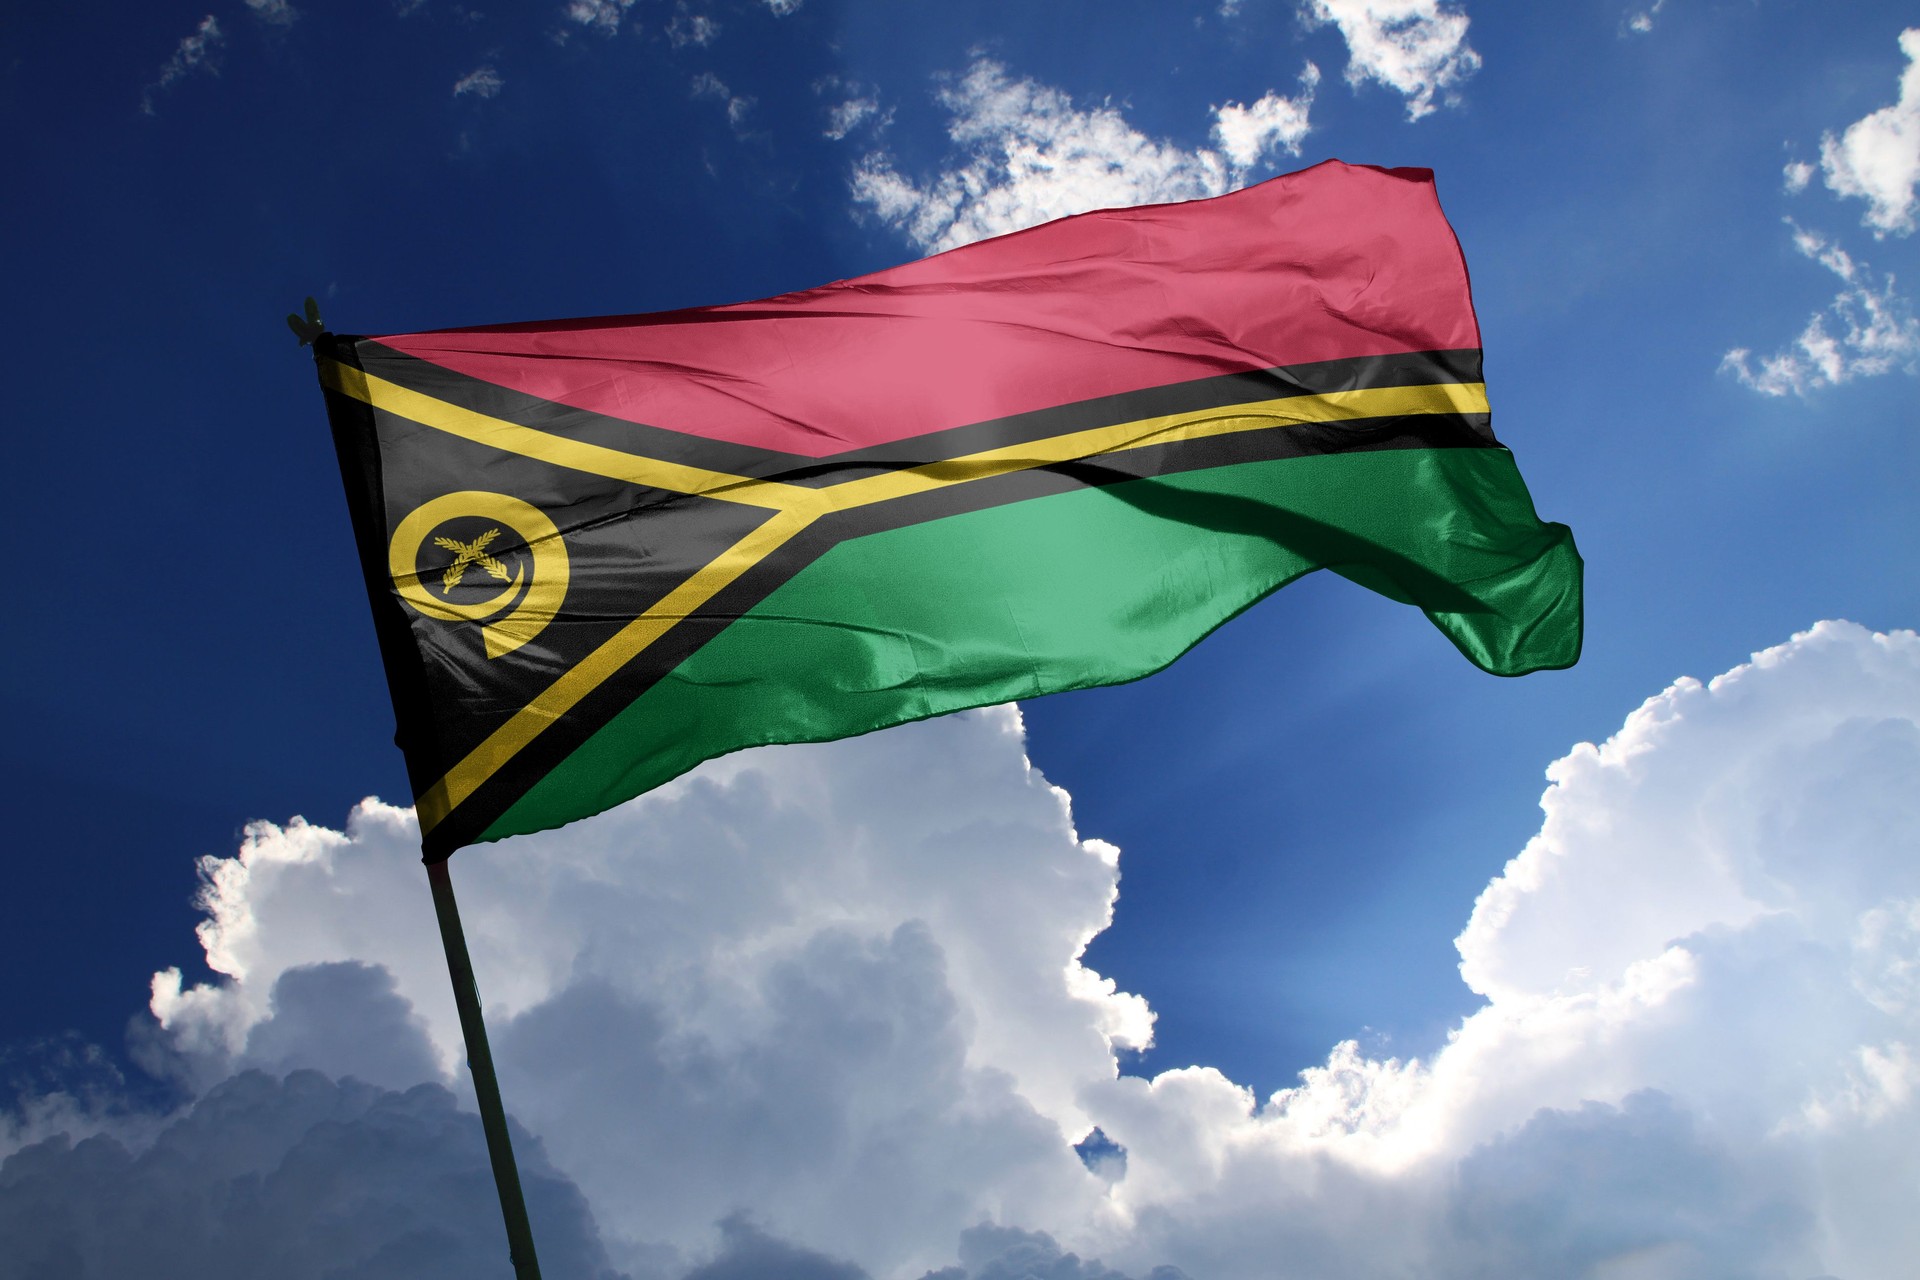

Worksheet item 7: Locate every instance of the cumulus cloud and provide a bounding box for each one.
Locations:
[9,623,1920,1277]
[1304,0,1481,120]
[1212,65,1322,168]
[1722,221,1920,395]
[1818,27,1920,237]
[140,15,223,116]
[1077,622,1919,1278]
[763,0,802,14]
[1445,1090,1816,1277]
[142,708,1144,1275]
[850,58,1317,253]
[453,64,504,99]
[236,963,446,1094]
[1785,158,1815,193]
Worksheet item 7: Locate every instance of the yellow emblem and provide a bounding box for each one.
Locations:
[389,492,569,659]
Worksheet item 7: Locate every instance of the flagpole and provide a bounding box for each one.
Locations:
[426,857,545,1279]
[298,313,541,1276]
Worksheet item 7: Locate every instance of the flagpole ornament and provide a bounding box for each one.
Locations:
[287,296,325,347]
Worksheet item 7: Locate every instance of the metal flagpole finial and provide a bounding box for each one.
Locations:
[286,296,325,347]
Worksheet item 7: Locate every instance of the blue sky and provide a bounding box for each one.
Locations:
[2,2,1918,1276]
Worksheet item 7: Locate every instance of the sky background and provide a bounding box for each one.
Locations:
[2,2,1917,1277]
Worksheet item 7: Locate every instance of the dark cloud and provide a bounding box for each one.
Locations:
[684,1213,870,1280]
[1445,1091,1819,1279]
[0,1070,623,1280]
[487,920,1088,1267]
[241,962,445,1093]
[922,1224,1188,1280]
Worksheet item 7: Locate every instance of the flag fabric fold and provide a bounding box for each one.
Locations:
[316,159,1581,859]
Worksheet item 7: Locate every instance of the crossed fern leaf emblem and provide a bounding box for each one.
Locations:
[432,528,513,594]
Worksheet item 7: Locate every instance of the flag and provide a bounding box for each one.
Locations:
[316,160,1581,860]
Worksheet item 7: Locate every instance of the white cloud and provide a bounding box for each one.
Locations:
[564,0,637,35]
[1304,0,1481,121]
[850,58,1316,253]
[9,622,1920,1277]
[1624,0,1667,36]
[1722,222,1920,395]
[692,71,755,129]
[1819,27,1920,237]
[139,15,223,116]
[668,12,720,48]
[245,0,299,26]
[816,75,890,141]
[1213,65,1322,168]
[824,96,880,140]
[1784,159,1815,193]
[142,707,1138,1275]
[1082,621,1920,1278]
[453,64,504,99]
[763,0,802,14]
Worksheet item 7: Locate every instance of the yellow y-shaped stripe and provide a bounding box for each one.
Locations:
[324,359,1487,833]
[412,508,816,831]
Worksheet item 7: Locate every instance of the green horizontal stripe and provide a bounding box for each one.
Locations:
[480,447,1580,845]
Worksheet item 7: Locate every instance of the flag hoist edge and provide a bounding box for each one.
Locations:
[316,160,1582,860]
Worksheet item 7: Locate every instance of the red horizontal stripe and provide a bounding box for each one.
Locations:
[374,161,1481,460]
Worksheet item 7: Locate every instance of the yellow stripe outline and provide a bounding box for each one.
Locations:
[321,360,820,513]
[821,381,1490,513]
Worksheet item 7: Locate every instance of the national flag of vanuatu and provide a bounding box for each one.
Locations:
[316,160,1581,860]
